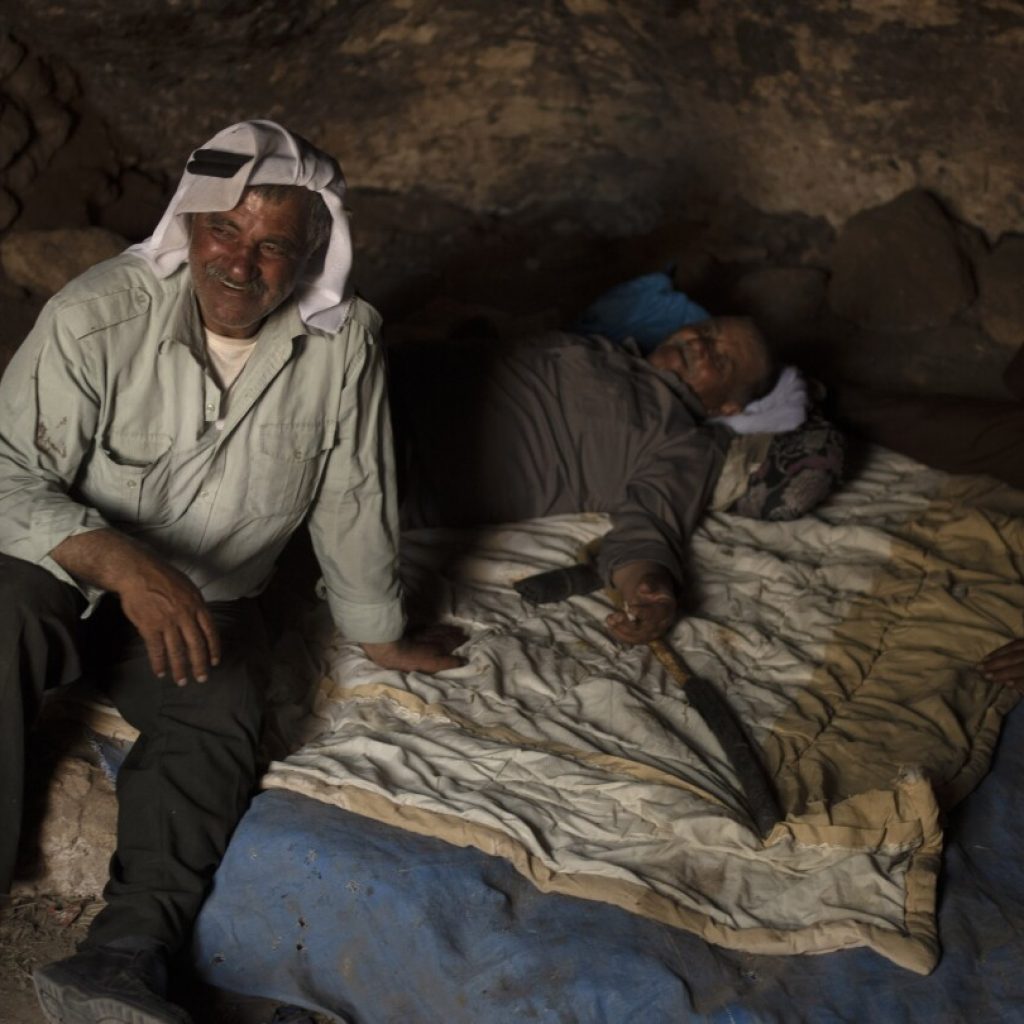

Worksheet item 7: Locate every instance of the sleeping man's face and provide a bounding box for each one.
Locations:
[646,316,773,416]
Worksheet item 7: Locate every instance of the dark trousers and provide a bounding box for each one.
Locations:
[0,554,268,954]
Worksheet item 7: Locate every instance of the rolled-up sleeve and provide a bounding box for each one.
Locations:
[0,303,112,589]
[306,323,405,643]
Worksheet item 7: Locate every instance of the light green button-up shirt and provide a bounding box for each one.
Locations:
[0,253,405,642]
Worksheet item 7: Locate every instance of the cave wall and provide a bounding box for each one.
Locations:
[1,0,1022,395]
[6,0,1022,234]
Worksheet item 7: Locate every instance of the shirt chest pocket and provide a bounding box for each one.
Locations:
[247,421,338,517]
[85,431,174,525]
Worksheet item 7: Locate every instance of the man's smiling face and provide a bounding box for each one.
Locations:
[188,188,311,339]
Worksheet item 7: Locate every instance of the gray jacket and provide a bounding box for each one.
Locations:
[394,332,729,585]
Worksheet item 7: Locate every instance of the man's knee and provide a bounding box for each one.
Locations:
[196,608,272,752]
[181,647,268,732]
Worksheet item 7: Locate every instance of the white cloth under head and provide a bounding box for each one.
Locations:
[128,120,353,333]
[711,365,809,435]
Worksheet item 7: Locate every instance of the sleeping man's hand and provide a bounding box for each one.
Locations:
[605,560,677,645]
[981,638,1024,692]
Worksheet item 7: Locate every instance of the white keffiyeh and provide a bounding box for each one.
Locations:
[128,120,353,333]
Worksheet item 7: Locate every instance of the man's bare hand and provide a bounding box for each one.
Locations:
[362,626,466,674]
[118,562,221,685]
[981,638,1024,692]
[51,528,220,685]
[605,560,677,645]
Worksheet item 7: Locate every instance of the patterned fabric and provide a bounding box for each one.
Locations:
[730,409,847,521]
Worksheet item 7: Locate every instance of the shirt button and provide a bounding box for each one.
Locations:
[293,449,303,459]
[206,402,216,412]
[126,480,137,489]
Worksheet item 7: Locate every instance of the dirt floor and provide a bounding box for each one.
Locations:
[0,894,87,1024]
[0,893,333,1024]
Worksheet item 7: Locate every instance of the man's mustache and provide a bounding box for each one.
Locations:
[203,264,266,296]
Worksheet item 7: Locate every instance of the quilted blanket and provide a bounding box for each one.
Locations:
[261,448,1023,974]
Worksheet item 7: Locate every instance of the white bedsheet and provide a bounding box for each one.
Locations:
[263,449,1023,973]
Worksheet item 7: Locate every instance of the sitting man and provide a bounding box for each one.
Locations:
[0,121,457,1024]
[392,315,777,646]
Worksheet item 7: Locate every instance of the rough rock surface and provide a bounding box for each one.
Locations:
[827,190,976,331]
[1,227,127,296]
[0,6,1022,398]
[16,754,117,898]
[4,1,1024,239]
[727,266,827,355]
[977,236,1024,351]
[0,31,78,230]
[1004,344,1024,402]
[821,323,1015,401]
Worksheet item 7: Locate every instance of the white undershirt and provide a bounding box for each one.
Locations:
[205,328,258,392]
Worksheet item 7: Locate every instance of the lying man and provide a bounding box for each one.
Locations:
[0,121,456,1024]
[394,315,1024,691]
[392,316,776,645]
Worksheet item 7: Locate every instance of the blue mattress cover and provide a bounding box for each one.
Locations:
[191,696,1024,1023]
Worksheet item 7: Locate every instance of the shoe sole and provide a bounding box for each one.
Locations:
[33,967,192,1024]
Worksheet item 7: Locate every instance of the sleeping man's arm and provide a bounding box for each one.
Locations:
[597,420,728,646]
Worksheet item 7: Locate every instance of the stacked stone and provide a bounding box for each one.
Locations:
[0,33,77,233]
[727,190,1024,402]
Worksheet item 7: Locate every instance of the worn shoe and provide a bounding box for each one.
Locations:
[32,944,193,1024]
